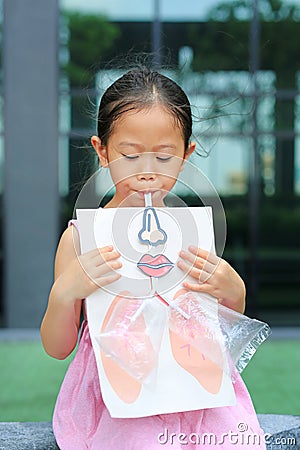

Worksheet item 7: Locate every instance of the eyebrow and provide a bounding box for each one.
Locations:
[118,142,177,151]
[118,142,144,149]
[155,144,177,150]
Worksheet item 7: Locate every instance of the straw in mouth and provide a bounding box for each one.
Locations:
[144,192,152,207]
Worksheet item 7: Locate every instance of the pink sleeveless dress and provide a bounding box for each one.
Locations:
[52,223,266,450]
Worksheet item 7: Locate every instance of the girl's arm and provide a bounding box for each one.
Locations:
[40,226,122,359]
[177,246,246,314]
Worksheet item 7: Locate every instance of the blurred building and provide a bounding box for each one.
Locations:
[1,0,300,327]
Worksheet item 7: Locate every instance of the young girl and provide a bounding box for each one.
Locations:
[41,67,266,449]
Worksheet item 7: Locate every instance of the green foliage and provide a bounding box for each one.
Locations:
[207,0,300,22]
[63,12,120,87]
[189,0,300,74]
[188,22,250,71]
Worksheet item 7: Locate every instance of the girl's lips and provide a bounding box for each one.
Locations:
[137,254,174,278]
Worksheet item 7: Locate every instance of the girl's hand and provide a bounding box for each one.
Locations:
[177,245,245,314]
[41,225,123,359]
[57,245,122,304]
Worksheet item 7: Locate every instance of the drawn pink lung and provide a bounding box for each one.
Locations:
[100,291,143,404]
[100,290,163,403]
[168,289,223,395]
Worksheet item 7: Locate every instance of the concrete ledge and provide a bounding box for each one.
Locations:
[0,422,59,449]
[0,415,299,449]
[258,414,300,449]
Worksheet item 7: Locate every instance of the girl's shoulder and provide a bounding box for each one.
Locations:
[54,223,81,278]
[68,219,79,230]
[59,222,80,251]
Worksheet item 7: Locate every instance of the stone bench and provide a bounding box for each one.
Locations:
[0,422,58,450]
[258,414,300,449]
[0,415,299,449]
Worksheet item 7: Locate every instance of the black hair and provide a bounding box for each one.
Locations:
[97,67,192,150]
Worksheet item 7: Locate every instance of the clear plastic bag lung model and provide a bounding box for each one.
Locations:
[168,291,271,379]
[96,295,167,384]
[97,290,271,385]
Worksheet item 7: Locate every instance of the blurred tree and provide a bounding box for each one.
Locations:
[188,0,300,196]
[64,12,120,87]
[208,0,300,22]
[61,12,119,204]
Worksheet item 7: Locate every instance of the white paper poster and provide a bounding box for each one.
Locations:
[77,206,236,418]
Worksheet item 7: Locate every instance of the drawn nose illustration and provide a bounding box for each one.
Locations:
[137,199,174,277]
[138,207,167,246]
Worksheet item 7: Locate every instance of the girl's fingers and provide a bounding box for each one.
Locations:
[91,248,120,261]
[198,269,213,283]
[178,250,216,274]
[84,246,119,259]
[82,263,122,289]
[177,259,211,283]
[95,250,121,265]
[79,256,122,283]
[94,260,122,278]
[95,272,121,287]
[187,246,219,266]
[80,248,121,270]
[182,280,213,293]
[182,281,220,301]
[86,246,114,258]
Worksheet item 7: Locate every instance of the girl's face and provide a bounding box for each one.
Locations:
[92,105,195,207]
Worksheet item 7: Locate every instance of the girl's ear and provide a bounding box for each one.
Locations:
[180,141,196,171]
[91,135,109,167]
[184,141,196,160]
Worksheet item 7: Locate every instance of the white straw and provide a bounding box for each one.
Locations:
[144,192,152,207]
[134,191,190,320]
[130,193,153,322]
[130,298,150,322]
[130,278,158,322]
[163,296,190,320]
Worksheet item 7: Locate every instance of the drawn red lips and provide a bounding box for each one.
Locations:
[137,254,174,277]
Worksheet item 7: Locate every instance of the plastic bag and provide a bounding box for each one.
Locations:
[96,295,167,384]
[168,291,271,379]
[97,290,271,385]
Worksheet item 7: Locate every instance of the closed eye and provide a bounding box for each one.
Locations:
[122,154,139,160]
[156,156,172,162]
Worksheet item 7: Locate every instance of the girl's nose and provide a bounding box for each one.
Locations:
[137,172,156,182]
[136,155,157,182]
